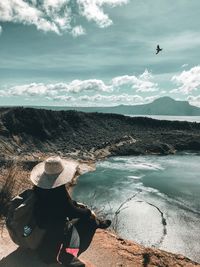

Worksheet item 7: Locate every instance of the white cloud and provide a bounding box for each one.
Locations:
[139,69,153,80]
[79,94,144,103]
[68,79,113,93]
[71,25,86,37]
[0,0,128,35]
[181,64,188,68]
[0,86,158,105]
[78,94,159,106]
[4,79,113,97]
[4,70,158,98]
[0,0,60,33]
[45,93,159,107]
[51,95,75,102]
[0,90,6,97]
[77,0,128,28]
[112,70,158,92]
[7,83,59,96]
[144,95,159,103]
[2,70,161,105]
[40,92,159,107]
[187,95,200,107]
[171,66,200,94]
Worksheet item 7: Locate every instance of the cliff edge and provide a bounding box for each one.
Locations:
[0,227,199,267]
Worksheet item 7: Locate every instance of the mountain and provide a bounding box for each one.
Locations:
[117,96,200,116]
[34,97,200,116]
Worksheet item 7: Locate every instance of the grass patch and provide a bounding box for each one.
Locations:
[0,163,17,221]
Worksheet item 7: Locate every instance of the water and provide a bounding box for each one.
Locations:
[73,154,200,263]
[126,115,200,122]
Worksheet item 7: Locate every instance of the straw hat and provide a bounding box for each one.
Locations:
[30,156,79,189]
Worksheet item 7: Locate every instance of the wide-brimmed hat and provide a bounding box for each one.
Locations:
[30,156,79,189]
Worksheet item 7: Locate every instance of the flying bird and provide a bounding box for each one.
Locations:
[156,45,163,54]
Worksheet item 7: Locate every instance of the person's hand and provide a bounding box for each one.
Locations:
[90,210,97,219]
[76,202,88,209]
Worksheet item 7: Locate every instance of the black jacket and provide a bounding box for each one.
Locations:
[33,185,91,228]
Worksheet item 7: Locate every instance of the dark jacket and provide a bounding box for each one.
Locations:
[33,185,91,228]
[33,185,96,266]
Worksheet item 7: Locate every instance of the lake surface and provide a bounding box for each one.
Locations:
[73,154,200,263]
[126,115,200,122]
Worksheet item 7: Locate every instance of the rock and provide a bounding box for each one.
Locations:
[0,108,199,159]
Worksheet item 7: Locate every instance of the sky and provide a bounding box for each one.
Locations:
[0,0,200,107]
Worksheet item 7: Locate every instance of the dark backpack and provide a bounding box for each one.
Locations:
[6,189,46,250]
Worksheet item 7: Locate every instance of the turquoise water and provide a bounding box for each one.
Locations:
[73,154,200,263]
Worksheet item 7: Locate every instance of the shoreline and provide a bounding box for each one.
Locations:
[1,108,200,266]
[69,152,200,265]
[1,152,200,266]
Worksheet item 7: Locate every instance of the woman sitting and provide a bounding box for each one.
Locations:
[30,156,111,267]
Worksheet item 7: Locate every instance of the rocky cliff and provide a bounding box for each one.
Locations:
[0,107,200,160]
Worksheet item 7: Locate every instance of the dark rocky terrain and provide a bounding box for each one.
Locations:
[0,107,200,161]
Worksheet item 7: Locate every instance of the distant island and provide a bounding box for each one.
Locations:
[35,97,200,116]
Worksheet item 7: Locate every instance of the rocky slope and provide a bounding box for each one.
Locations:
[0,107,200,161]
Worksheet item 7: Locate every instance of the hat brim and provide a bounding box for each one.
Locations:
[30,159,79,189]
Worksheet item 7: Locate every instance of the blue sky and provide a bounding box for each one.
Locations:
[0,0,200,106]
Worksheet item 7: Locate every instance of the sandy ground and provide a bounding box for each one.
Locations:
[1,227,200,267]
[0,159,199,267]
[0,227,95,267]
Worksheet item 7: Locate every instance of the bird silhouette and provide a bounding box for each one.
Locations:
[156,45,163,54]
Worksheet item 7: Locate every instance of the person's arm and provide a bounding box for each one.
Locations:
[72,200,88,209]
[67,198,92,219]
[72,200,97,219]
[64,191,92,219]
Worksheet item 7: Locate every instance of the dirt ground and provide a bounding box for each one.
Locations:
[1,227,199,267]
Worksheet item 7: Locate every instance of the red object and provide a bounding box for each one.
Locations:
[65,248,79,257]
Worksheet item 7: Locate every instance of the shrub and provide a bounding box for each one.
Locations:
[0,163,17,220]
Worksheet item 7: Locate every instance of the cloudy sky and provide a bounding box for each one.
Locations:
[0,0,200,106]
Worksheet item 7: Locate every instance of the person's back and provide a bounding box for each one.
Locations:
[33,185,91,228]
[29,156,111,267]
